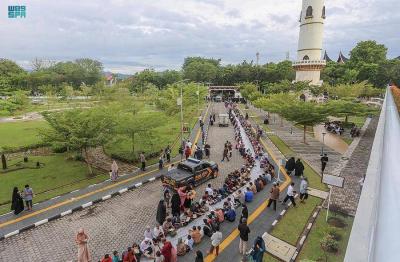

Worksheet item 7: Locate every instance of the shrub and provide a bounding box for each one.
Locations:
[320,234,339,253]
[327,229,342,241]
[51,144,67,153]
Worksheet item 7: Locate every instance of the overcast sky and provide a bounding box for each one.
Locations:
[0,0,398,74]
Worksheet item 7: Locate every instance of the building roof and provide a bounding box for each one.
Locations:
[323,50,332,62]
[337,51,349,63]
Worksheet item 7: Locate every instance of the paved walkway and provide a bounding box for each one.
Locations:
[0,103,246,261]
[247,104,342,176]
[330,117,378,215]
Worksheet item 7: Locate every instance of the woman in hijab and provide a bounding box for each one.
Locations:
[156,199,167,225]
[11,187,24,215]
[171,191,181,217]
[111,161,119,181]
[285,157,296,175]
[294,159,305,177]
[76,228,92,262]
[251,236,266,262]
[195,250,204,262]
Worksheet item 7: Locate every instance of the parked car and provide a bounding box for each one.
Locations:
[161,158,218,189]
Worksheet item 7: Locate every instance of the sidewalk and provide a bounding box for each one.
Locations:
[0,103,212,240]
[246,104,342,176]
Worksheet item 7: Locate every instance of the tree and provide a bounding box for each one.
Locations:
[41,108,115,174]
[326,100,372,124]
[117,111,164,156]
[281,101,329,143]
[239,83,261,101]
[349,40,387,67]
[183,61,218,83]
[253,93,296,126]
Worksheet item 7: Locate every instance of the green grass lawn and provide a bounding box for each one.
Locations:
[105,110,200,165]
[271,196,322,245]
[0,155,107,214]
[298,211,354,262]
[0,120,49,149]
[263,253,281,262]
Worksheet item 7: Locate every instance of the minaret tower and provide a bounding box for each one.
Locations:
[293,0,326,86]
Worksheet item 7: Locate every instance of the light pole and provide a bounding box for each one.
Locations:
[196,84,200,114]
[175,79,190,160]
[321,132,326,155]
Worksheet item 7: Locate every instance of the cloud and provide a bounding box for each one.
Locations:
[0,0,398,73]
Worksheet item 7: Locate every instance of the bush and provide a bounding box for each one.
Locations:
[74,154,85,161]
[320,234,339,253]
[327,229,342,241]
[51,144,67,153]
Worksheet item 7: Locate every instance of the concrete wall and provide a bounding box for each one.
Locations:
[345,88,400,262]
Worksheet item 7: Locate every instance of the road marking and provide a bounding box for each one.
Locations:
[119,188,128,194]
[204,122,291,262]
[102,195,111,201]
[4,230,19,238]
[60,210,72,217]
[292,251,299,260]
[0,103,211,230]
[280,210,286,216]
[0,212,13,218]
[272,220,278,226]
[148,177,156,182]
[51,196,60,200]
[34,219,48,227]
[134,183,142,188]
[299,235,307,246]
[81,202,93,209]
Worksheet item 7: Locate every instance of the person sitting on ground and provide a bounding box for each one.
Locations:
[205,184,213,195]
[185,235,194,251]
[155,251,164,262]
[189,225,202,244]
[162,218,175,235]
[232,190,243,206]
[215,208,225,223]
[264,172,272,183]
[131,243,141,262]
[112,250,120,262]
[101,254,113,262]
[144,225,153,239]
[225,208,236,222]
[202,219,213,237]
[244,187,254,203]
[140,238,155,259]
[123,247,136,262]
[153,225,164,240]
[176,238,187,256]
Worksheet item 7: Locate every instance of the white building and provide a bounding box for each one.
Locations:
[293,0,326,86]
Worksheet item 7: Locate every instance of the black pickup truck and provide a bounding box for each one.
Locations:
[161,158,219,189]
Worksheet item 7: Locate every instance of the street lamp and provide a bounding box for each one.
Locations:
[175,79,190,160]
[321,132,326,155]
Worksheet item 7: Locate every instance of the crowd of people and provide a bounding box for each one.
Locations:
[90,104,272,262]
[324,121,344,135]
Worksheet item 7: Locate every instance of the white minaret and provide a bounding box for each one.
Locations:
[293,0,326,86]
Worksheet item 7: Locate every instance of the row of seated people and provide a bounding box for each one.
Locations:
[325,121,344,135]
